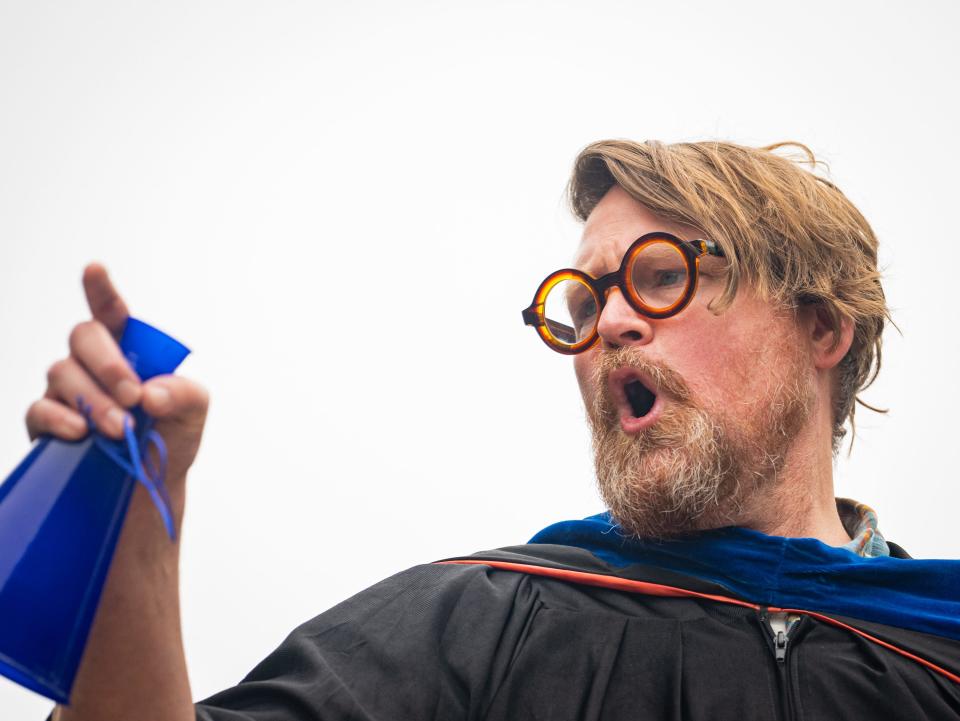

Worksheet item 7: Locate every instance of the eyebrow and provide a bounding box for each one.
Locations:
[564,282,591,307]
[572,250,610,279]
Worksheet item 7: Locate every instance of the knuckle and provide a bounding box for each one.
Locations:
[68,320,106,353]
[25,400,63,439]
[46,358,72,384]
[67,321,92,351]
[100,359,128,382]
[25,399,45,423]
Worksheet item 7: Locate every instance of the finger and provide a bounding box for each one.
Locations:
[82,263,130,337]
[25,398,89,441]
[46,356,132,439]
[141,376,209,423]
[69,320,142,407]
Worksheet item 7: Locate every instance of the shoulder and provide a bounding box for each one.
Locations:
[196,555,566,721]
[284,559,541,647]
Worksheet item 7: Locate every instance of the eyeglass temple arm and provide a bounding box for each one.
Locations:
[690,239,724,257]
[521,307,540,326]
[545,318,576,344]
[522,306,577,344]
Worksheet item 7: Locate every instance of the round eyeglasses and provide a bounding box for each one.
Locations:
[521,231,725,354]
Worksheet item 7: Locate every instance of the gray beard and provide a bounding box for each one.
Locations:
[587,348,812,540]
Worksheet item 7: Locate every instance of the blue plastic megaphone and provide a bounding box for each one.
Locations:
[0,317,189,703]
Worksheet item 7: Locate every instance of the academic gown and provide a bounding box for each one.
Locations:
[194,516,960,721]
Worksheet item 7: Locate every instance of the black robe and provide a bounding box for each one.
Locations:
[194,542,960,721]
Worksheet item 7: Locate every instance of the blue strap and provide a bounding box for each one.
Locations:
[77,397,177,541]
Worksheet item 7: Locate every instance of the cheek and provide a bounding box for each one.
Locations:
[673,311,786,412]
[718,325,807,412]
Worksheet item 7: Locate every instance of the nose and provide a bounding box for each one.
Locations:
[596,287,654,349]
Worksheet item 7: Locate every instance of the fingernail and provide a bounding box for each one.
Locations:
[106,407,129,436]
[115,379,140,407]
[146,385,172,412]
[66,413,88,436]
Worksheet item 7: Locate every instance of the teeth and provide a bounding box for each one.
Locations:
[624,380,656,417]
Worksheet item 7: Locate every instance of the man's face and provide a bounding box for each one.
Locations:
[573,186,815,538]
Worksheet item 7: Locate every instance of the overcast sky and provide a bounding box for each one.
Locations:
[2,1,959,715]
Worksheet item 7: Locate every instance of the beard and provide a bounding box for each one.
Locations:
[587,345,813,539]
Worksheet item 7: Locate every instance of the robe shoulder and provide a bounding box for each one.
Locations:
[195,545,960,721]
[195,560,538,721]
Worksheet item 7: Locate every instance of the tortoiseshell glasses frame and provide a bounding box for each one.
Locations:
[521,231,725,355]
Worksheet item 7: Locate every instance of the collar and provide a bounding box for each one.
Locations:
[837,498,889,558]
[527,513,960,641]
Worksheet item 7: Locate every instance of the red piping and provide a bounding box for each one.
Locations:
[437,559,761,608]
[437,559,960,686]
[775,607,960,686]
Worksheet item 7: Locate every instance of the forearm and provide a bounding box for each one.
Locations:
[54,479,193,721]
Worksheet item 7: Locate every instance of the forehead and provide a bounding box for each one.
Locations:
[575,185,702,273]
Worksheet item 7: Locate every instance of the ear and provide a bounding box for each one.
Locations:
[802,304,854,371]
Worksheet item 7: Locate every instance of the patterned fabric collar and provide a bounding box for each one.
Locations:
[837,498,889,558]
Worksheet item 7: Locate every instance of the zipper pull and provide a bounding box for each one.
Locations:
[774,629,788,662]
[762,609,792,663]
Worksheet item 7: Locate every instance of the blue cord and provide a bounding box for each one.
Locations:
[77,396,177,541]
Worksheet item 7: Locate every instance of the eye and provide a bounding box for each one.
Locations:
[570,297,597,336]
[653,269,687,288]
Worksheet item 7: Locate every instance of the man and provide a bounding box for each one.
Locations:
[32,139,960,720]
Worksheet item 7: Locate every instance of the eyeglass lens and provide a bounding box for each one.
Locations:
[629,240,690,309]
[543,277,596,344]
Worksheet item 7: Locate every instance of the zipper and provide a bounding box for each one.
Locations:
[768,611,791,662]
[760,608,803,662]
[759,608,805,721]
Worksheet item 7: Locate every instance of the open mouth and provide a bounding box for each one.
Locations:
[624,379,656,418]
[606,367,663,434]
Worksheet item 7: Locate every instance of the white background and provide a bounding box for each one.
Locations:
[1,0,958,716]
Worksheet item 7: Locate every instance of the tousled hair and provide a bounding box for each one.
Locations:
[568,139,889,450]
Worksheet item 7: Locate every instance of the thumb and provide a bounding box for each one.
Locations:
[141,376,209,423]
[141,376,210,475]
[140,376,210,482]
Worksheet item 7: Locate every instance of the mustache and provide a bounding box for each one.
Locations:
[590,346,693,407]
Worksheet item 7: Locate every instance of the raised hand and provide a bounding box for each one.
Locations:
[25,263,209,507]
[41,264,203,721]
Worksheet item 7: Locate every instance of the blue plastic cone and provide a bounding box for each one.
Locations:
[0,318,189,703]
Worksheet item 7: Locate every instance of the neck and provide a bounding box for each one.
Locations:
[742,393,851,546]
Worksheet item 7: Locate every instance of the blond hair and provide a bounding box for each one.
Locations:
[568,139,889,449]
